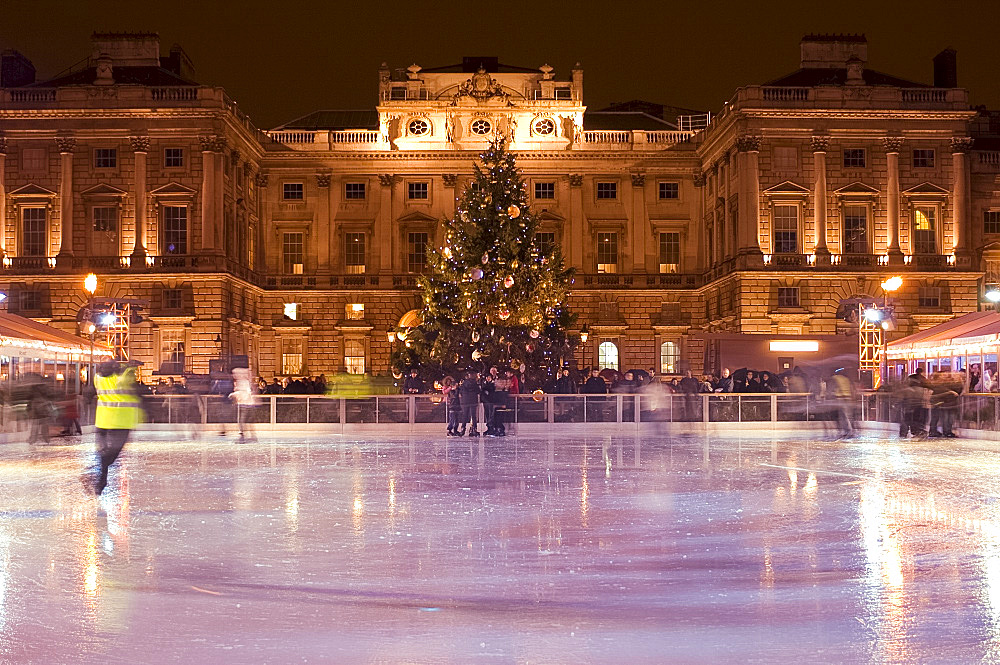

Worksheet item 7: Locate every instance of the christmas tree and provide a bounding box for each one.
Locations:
[394,137,575,384]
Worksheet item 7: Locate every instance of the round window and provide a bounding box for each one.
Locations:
[408,119,430,136]
[533,117,555,135]
[470,119,492,136]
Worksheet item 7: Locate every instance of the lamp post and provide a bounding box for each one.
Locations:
[880,276,903,387]
[579,325,589,369]
[83,273,98,385]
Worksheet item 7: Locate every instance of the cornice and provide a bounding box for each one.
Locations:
[739,109,977,121]
[261,150,701,163]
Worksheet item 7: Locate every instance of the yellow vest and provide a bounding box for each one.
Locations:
[95,369,141,430]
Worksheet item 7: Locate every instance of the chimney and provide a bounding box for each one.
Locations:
[0,49,36,87]
[90,32,161,67]
[161,44,196,80]
[933,48,957,88]
[799,34,868,69]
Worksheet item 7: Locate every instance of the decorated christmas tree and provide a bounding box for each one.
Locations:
[393,137,575,384]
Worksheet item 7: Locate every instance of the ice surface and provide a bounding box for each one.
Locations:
[0,431,998,663]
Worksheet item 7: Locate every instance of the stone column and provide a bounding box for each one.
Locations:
[951,136,974,267]
[376,174,395,274]
[130,136,150,259]
[811,136,830,263]
[316,174,331,272]
[254,172,268,272]
[736,136,763,267]
[568,174,584,271]
[0,136,6,258]
[56,136,76,258]
[694,172,706,271]
[883,136,904,265]
[630,172,646,273]
[200,135,222,253]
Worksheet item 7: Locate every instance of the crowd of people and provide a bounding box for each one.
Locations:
[894,367,965,439]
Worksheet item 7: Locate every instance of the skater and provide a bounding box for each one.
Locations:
[457,370,481,436]
[229,367,257,442]
[85,361,142,495]
[443,376,461,436]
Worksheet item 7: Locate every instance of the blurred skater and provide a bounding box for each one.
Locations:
[83,361,141,495]
[229,368,257,443]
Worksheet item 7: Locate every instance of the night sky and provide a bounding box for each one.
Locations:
[2,0,998,129]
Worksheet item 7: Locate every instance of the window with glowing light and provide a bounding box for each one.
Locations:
[913,207,937,254]
[659,341,679,374]
[596,232,618,273]
[344,233,366,273]
[344,339,365,374]
[283,303,298,320]
[345,303,365,320]
[658,232,680,273]
[598,341,619,371]
[159,329,185,373]
[281,338,304,375]
[162,206,187,254]
[282,232,304,274]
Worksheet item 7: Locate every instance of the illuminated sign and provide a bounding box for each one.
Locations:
[769,340,819,352]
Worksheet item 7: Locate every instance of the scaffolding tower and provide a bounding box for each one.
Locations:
[858,303,883,389]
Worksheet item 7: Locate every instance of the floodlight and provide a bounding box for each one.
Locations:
[986,288,1000,304]
[864,308,882,322]
[101,313,116,326]
[881,276,903,293]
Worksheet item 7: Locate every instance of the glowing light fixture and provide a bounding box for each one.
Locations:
[84,273,98,295]
[769,340,819,352]
[100,313,116,326]
[864,308,883,323]
[986,289,1000,304]
[881,276,903,292]
[387,330,397,342]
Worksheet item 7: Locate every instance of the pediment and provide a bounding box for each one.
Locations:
[536,209,566,222]
[149,182,197,197]
[8,183,57,197]
[397,210,439,223]
[903,182,950,196]
[834,181,880,196]
[81,183,127,198]
[762,180,809,195]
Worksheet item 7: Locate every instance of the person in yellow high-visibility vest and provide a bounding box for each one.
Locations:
[85,360,142,495]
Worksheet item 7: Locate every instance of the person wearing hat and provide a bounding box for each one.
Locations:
[84,360,142,495]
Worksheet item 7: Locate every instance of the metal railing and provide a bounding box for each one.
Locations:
[134,392,844,428]
[860,393,1000,432]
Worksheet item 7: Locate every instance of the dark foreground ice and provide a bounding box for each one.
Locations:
[0,431,998,664]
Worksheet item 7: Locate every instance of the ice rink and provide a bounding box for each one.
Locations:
[1,430,999,664]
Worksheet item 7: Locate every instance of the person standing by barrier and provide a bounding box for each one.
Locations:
[929,371,961,438]
[84,361,141,495]
[679,370,700,421]
[458,371,481,436]
[443,376,461,436]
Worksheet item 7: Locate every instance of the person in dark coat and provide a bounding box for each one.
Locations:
[678,370,700,421]
[581,369,608,394]
[457,371,481,436]
[553,369,577,394]
[403,369,424,395]
[612,371,638,394]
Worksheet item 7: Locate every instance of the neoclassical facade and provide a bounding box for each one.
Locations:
[0,33,993,381]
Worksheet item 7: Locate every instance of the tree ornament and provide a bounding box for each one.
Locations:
[525,342,534,353]
[471,268,484,280]
[461,211,469,222]
[511,259,519,269]
[443,246,453,259]
[466,300,474,309]
[532,389,544,402]
[481,252,489,264]
[503,275,514,288]
[519,363,527,373]
[498,308,511,320]
[529,329,540,339]
[472,331,480,342]
[472,350,482,361]
[507,204,520,218]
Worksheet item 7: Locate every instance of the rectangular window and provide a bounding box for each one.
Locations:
[281,338,304,375]
[407,182,428,200]
[913,207,937,254]
[160,329,185,373]
[777,286,800,308]
[843,149,866,168]
[596,232,618,273]
[596,182,617,200]
[93,206,117,232]
[554,87,572,100]
[346,303,364,320]
[534,182,555,199]
[162,206,188,254]
[658,182,679,200]
[21,148,46,172]
[407,232,428,273]
[919,286,941,309]
[913,149,935,168]
[282,183,304,200]
[985,211,1000,235]
[282,232,304,274]
[21,208,46,257]
[660,341,679,375]
[163,288,183,311]
[772,205,799,254]
[773,146,798,170]
[19,290,40,312]
[283,303,298,320]
[842,205,868,254]
[94,148,117,169]
[534,232,556,257]
[344,182,366,200]
[344,339,365,375]
[987,260,1000,287]
[658,232,680,273]
[164,148,184,168]
[344,232,366,273]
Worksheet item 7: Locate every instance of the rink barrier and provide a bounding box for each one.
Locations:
[859,392,1000,435]
[125,392,851,433]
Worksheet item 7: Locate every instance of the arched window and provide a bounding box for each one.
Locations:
[598,341,619,371]
[660,341,679,375]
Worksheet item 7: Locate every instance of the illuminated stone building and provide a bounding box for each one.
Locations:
[0,33,993,380]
